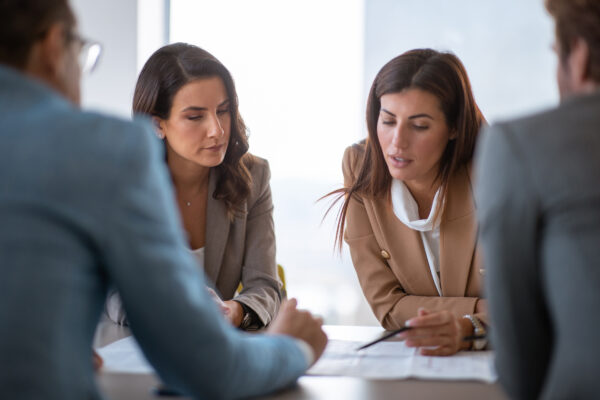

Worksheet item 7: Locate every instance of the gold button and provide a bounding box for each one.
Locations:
[380,250,390,259]
[479,268,485,275]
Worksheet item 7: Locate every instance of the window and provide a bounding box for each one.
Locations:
[169,0,556,325]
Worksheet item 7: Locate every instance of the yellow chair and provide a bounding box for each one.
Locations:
[237,264,286,298]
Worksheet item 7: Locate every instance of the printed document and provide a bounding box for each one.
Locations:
[307,339,496,382]
[97,326,496,382]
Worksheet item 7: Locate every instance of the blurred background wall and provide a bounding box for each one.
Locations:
[71,0,557,325]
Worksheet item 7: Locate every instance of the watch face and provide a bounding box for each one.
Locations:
[473,339,487,350]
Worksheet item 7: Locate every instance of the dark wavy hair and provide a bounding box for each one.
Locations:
[546,0,600,83]
[133,42,253,216]
[327,49,485,250]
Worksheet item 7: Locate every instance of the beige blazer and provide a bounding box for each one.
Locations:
[343,143,485,330]
[106,155,282,327]
[204,156,282,325]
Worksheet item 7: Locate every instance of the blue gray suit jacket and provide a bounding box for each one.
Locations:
[0,65,307,400]
[476,90,600,400]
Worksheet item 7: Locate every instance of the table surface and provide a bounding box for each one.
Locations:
[93,321,508,400]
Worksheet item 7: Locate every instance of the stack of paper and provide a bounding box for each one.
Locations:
[307,339,496,382]
[96,327,496,382]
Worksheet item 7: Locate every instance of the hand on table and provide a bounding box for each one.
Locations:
[222,300,244,327]
[206,287,244,327]
[93,349,103,371]
[267,298,328,364]
[399,308,473,356]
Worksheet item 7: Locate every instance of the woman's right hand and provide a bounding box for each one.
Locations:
[400,308,473,356]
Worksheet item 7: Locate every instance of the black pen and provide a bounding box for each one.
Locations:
[462,334,487,341]
[357,330,487,351]
[356,326,413,351]
[152,385,183,397]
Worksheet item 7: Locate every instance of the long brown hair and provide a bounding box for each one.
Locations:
[328,48,484,250]
[133,42,252,216]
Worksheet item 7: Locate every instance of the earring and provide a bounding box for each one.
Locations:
[151,117,165,139]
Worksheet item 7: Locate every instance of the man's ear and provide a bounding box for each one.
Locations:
[152,116,166,139]
[25,22,66,85]
[568,37,592,90]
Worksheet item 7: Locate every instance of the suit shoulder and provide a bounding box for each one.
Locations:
[343,140,366,161]
[67,111,157,159]
[75,111,153,142]
[342,139,366,181]
[244,153,271,192]
[55,112,161,188]
[246,153,269,172]
[489,103,572,144]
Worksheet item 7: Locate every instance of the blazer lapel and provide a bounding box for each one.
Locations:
[204,168,229,284]
[371,197,440,296]
[439,167,477,297]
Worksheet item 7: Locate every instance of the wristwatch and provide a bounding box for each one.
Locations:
[463,314,487,350]
[236,301,261,331]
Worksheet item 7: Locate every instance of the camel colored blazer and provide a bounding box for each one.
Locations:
[106,155,282,327]
[204,155,282,325]
[342,142,486,330]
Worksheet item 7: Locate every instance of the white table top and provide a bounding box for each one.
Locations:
[93,320,508,400]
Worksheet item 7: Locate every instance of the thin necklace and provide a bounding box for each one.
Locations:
[181,187,206,207]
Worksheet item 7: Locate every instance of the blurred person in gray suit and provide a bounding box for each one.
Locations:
[0,1,326,399]
[475,0,600,399]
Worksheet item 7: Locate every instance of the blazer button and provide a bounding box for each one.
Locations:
[380,250,391,260]
[479,268,485,276]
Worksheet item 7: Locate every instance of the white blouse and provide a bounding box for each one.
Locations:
[390,179,443,296]
[189,247,205,271]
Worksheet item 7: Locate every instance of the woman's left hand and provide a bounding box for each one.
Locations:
[399,308,473,356]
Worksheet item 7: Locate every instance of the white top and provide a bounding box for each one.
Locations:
[390,179,443,296]
[189,247,205,270]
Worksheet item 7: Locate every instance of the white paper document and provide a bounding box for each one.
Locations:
[97,336,154,374]
[97,327,496,382]
[307,339,497,382]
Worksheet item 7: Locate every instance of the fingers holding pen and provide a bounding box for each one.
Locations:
[397,308,463,355]
[405,308,453,328]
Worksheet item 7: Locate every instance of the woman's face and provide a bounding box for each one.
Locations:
[377,88,454,188]
[158,76,231,168]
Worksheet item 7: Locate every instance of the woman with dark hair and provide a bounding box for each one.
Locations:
[106,43,282,330]
[331,49,487,355]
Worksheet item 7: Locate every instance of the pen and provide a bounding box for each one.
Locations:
[356,326,413,351]
[356,330,487,351]
[152,385,183,397]
[462,334,487,341]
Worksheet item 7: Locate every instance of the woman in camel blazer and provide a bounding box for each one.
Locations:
[331,49,487,355]
[106,43,281,329]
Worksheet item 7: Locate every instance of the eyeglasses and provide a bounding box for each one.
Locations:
[79,39,102,74]
[66,31,103,74]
